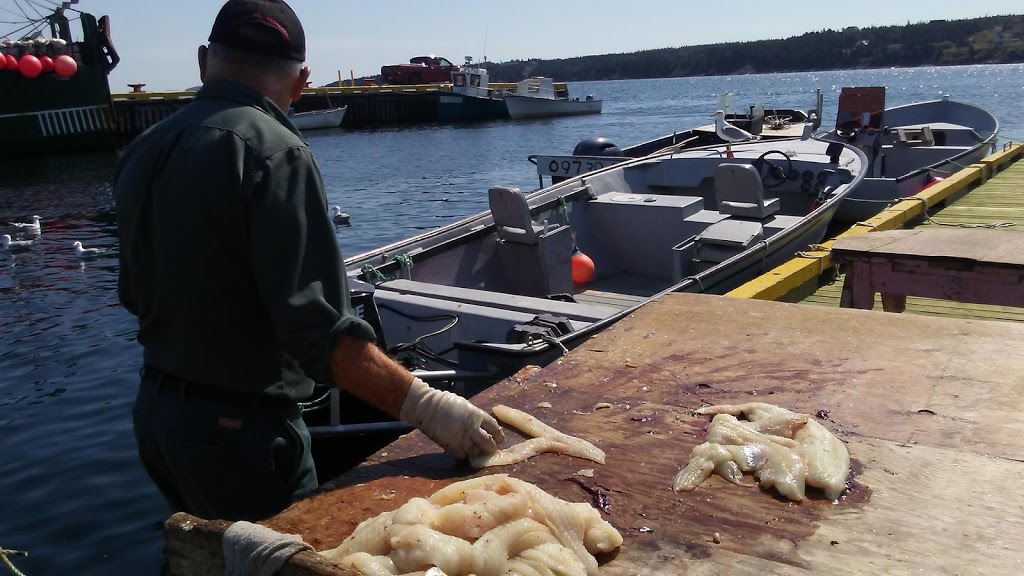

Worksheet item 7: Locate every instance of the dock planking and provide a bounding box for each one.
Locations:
[728,144,1024,316]
[799,151,1024,319]
[166,293,1024,574]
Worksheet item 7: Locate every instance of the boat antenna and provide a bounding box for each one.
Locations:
[482,25,487,66]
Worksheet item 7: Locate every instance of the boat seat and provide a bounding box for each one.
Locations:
[489,186,547,244]
[896,126,935,147]
[714,164,780,219]
[694,219,764,264]
[488,186,574,297]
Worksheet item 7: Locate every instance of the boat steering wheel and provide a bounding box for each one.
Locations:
[753,150,793,189]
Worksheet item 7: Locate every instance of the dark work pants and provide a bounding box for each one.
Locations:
[132,370,318,521]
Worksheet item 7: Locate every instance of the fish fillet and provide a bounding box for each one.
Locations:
[675,403,849,502]
[469,405,605,468]
[321,474,622,576]
[795,420,851,500]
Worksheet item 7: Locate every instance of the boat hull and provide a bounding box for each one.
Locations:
[1,12,118,157]
[303,137,868,438]
[0,66,117,157]
[827,98,999,223]
[504,95,602,119]
[437,93,509,121]
[289,106,347,130]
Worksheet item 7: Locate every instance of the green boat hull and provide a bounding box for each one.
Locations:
[0,12,118,156]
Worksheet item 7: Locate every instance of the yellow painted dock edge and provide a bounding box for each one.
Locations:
[727,143,1024,301]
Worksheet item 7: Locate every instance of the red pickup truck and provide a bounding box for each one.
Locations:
[380,56,458,85]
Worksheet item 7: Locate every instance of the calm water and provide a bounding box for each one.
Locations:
[1,65,1022,575]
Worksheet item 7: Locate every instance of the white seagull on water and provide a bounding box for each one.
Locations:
[73,241,104,258]
[2,234,37,250]
[330,206,351,226]
[10,215,42,234]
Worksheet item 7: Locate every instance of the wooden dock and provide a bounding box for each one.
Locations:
[727,143,1024,322]
[109,81,567,142]
[164,293,1024,574]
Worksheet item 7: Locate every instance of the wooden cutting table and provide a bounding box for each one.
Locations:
[166,293,1024,575]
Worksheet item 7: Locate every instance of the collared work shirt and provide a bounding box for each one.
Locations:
[114,79,375,400]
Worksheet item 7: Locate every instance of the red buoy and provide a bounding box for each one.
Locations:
[39,55,54,73]
[53,54,77,78]
[571,251,596,285]
[5,54,17,72]
[18,54,42,78]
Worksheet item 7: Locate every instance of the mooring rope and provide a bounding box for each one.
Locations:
[0,547,28,576]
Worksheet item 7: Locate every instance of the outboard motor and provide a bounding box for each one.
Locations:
[572,136,623,157]
[349,277,387,350]
[549,137,624,184]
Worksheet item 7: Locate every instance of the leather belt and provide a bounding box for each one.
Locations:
[142,366,278,407]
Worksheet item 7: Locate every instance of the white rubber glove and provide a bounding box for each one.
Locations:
[399,378,505,460]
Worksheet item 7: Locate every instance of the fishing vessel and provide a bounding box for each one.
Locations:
[436,61,509,122]
[288,106,347,130]
[818,87,999,222]
[0,2,119,156]
[503,77,602,119]
[305,133,867,439]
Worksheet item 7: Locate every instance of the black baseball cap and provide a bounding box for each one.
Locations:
[208,0,306,62]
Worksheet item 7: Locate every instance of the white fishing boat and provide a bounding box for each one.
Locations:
[289,105,347,130]
[503,77,602,119]
[818,87,998,223]
[305,133,867,437]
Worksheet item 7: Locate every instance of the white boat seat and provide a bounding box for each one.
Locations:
[695,219,764,264]
[714,164,780,219]
[489,186,546,244]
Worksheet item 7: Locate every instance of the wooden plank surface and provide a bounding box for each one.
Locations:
[261,293,1024,575]
[831,228,1024,266]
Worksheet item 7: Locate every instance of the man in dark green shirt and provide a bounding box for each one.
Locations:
[115,0,502,521]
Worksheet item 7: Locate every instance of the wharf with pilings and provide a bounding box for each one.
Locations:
[729,142,1024,321]
[110,81,567,143]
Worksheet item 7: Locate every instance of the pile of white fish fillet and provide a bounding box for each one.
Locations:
[673,402,851,501]
[320,474,623,576]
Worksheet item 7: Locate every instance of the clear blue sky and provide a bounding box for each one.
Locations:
[56,1,1024,91]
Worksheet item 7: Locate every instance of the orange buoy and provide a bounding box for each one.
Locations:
[4,54,17,72]
[53,54,77,78]
[39,55,53,73]
[18,54,41,78]
[571,251,595,285]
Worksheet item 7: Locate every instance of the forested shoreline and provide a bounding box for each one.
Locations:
[481,14,1024,82]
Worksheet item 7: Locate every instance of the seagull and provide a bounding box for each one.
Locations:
[73,241,104,258]
[330,206,351,226]
[712,110,758,157]
[10,215,41,234]
[1,234,36,250]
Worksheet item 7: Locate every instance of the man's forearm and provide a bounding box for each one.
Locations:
[327,334,413,418]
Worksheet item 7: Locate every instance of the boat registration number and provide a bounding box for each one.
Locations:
[534,155,629,178]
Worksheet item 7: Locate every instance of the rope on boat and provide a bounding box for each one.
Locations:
[0,547,28,576]
[360,264,389,285]
[537,334,568,356]
[794,250,829,275]
[756,239,770,273]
